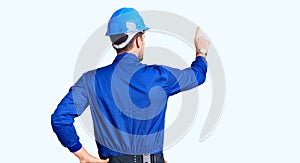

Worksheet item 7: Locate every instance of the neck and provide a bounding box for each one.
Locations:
[117,49,139,58]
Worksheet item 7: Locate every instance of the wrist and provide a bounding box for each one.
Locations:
[196,48,207,58]
[196,53,206,58]
[73,147,87,160]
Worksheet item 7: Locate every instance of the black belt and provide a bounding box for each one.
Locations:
[109,153,164,163]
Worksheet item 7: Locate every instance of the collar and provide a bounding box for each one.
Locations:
[113,52,139,64]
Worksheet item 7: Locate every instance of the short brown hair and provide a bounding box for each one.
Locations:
[112,32,144,54]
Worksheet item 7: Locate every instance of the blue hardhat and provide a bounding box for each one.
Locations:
[106,7,149,36]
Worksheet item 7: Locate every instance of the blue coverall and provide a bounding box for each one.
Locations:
[51,52,207,158]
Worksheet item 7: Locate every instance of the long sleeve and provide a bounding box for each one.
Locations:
[51,73,89,152]
[164,56,208,96]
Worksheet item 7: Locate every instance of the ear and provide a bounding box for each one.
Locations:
[136,36,141,48]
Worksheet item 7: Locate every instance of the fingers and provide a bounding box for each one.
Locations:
[205,39,211,49]
[202,36,211,49]
[79,156,109,163]
[194,26,211,52]
[194,26,211,47]
[94,157,109,163]
[194,26,201,41]
[75,147,109,163]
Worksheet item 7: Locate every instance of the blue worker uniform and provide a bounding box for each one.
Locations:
[51,52,207,159]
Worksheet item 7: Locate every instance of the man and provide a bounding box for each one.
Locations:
[51,7,210,163]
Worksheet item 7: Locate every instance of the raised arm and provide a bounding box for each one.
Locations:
[165,27,210,96]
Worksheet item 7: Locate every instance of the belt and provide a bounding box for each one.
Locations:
[109,153,164,163]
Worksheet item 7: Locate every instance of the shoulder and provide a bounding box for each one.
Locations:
[80,65,111,80]
[83,64,114,76]
[141,64,170,74]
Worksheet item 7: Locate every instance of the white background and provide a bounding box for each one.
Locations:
[0,0,299,162]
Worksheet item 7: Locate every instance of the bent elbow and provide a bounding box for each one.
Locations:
[51,113,59,129]
[51,111,66,130]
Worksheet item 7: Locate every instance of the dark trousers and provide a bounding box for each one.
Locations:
[109,154,164,163]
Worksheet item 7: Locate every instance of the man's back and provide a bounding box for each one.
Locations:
[51,52,207,158]
[51,8,210,162]
[88,53,169,157]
